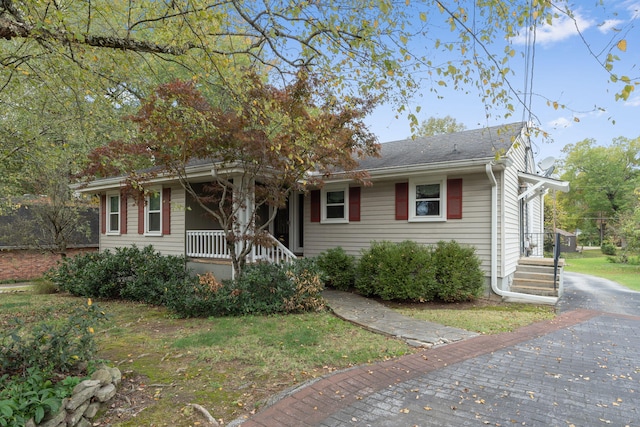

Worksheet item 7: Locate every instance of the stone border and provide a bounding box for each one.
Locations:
[27,365,121,427]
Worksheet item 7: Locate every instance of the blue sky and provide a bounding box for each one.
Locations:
[364,1,640,168]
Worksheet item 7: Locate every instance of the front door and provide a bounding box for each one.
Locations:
[273,201,289,248]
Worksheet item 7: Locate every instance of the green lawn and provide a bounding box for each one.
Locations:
[563,249,640,291]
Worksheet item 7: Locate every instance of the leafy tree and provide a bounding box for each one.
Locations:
[414,116,466,137]
[81,72,378,277]
[558,137,640,245]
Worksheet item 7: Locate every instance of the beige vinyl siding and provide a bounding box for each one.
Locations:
[304,172,493,272]
[100,185,186,257]
[502,138,529,276]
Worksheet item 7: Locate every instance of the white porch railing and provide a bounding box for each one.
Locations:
[185,230,297,264]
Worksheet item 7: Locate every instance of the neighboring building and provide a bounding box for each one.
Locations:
[76,122,569,302]
[0,201,99,281]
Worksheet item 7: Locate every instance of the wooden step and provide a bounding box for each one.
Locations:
[518,257,565,267]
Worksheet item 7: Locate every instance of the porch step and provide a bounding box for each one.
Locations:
[511,258,563,298]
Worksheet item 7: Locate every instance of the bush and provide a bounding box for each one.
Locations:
[601,242,617,256]
[0,300,106,426]
[316,247,356,291]
[166,259,325,318]
[431,240,484,302]
[355,240,437,301]
[47,245,187,305]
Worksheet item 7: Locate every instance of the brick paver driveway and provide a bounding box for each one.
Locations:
[240,272,640,426]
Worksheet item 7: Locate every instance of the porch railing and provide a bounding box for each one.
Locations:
[185,230,297,264]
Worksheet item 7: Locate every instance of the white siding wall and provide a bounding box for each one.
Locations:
[304,172,494,272]
[99,185,186,256]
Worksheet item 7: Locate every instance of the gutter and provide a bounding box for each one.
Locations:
[485,163,557,305]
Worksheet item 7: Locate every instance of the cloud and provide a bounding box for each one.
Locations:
[511,12,595,46]
[548,116,573,129]
[598,19,624,33]
[625,1,640,19]
[624,95,640,107]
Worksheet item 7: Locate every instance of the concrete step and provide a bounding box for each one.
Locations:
[519,257,565,267]
[512,277,558,289]
[514,271,558,282]
[510,284,558,297]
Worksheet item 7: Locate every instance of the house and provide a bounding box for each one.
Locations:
[0,199,99,281]
[76,122,569,303]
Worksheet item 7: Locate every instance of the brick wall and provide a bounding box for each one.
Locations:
[0,247,98,282]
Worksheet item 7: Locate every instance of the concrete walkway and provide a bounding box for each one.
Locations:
[235,280,640,426]
[322,290,478,348]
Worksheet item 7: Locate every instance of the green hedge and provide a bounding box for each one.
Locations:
[316,247,356,291]
[354,240,484,302]
[47,245,187,306]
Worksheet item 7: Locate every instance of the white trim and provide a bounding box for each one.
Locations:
[408,176,446,222]
[321,185,349,224]
[144,187,163,236]
[106,192,121,235]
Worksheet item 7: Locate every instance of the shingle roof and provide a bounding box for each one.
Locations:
[358,122,527,170]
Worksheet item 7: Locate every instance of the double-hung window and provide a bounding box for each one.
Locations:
[107,193,120,234]
[409,177,446,222]
[145,189,162,235]
[321,185,348,223]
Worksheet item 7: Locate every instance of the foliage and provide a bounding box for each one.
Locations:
[0,299,107,376]
[558,137,640,244]
[356,240,484,302]
[0,299,105,426]
[356,240,437,301]
[0,367,80,426]
[316,247,357,291]
[431,240,484,302]
[47,245,188,305]
[413,115,466,137]
[166,259,325,318]
[601,242,617,256]
[81,74,378,278]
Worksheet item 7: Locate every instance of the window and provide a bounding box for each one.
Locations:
[321,186,348,223]
[145,189,162,234]
[409,177,446,221]
[107,193,120,234]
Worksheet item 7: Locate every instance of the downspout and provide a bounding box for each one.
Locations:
[485,163,557,304]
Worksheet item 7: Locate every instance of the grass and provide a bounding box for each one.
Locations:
[563,249,640,291]
[0,292,411,426]
[393,302,555,334]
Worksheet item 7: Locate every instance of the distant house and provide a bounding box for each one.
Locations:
[77,122,569,302]
[0,200,99,281]
[555,228,578,253]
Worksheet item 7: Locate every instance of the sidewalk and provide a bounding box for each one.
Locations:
[233,290,640,426]
[322,290,478,348]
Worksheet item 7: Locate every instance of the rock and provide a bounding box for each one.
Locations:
[83,402,101,419]
[37,409,67,427]
[91,368,113,385]
[108,367,122,387]
[95,384,117,402]
[67,401,90,426]
[67,384,100,411]
[72,379,100,395]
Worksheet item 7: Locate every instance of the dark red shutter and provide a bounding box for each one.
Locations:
[100,195,106,234]
[447,178,463,219]
[395,182,409,220]
[137,197,144,235]
[349,187,361,221]
[162,187,171,235]
[310,190,321,223]
[120,191,128,234]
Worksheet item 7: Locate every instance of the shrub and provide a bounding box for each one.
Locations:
[316,247,356,291]
[0,299,107,377]
[47,245,187,305]
[0,300,105,426]
[601,242,617,256]
[166,259,325,318]
[431,240,484,302]
[355,241,437,301]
